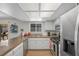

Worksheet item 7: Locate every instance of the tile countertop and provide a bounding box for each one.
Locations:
[0,35,58,56]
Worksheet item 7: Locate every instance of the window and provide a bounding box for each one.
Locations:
[30,24,41,32]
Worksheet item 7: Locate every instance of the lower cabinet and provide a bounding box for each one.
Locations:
[23,39,28,55]
[5,50,14,56]
[13,43,23,56]
[28,38,50,49]
[5,43,23,56]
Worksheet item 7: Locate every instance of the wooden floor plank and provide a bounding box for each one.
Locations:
[26,50,54,56]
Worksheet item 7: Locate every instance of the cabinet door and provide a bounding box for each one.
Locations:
[28,38,37,49]
[23,39,28,54]
[35,38,49,49]
[19,43,23,56]
[13,43,23,56]
[5,50,13,56]
[28,38,49,49]
[5,43,23,56]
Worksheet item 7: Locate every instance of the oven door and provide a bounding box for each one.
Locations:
[50,41,57,56]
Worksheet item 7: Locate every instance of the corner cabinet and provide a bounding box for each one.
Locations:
[5,43,23,56]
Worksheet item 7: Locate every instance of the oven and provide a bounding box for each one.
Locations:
[50,41,58,55]
[50,37,59,56]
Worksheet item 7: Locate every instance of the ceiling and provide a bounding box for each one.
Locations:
[0,11,11,18]
[18,3,61,21]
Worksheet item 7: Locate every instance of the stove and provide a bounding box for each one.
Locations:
[50,37,60,56]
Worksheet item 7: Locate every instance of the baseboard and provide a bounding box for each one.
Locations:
[28,49,51,51]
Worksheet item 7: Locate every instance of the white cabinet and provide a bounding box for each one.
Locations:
[28,38,50,49]
[5,50,14,56]
[5,43,23,56]
[13,43,23,56]
[23,39,28,55]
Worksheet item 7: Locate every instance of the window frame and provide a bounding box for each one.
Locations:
[30,23,42,32]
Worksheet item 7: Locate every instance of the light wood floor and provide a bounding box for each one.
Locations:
[26,50,53,56]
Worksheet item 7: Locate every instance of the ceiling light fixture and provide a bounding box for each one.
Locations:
[30,18,42,21]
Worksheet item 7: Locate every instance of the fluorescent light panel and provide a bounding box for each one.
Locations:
[30,18,42,21]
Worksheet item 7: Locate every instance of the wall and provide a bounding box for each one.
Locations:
[0,18,23,39]
[22,21,29,32]
[21,21,55,35]
[0,19,55,39]
[8,19,23,39]
[0,19,9,24]
[60,6,79,56]
[54,18,60,26]
[0,18,56,39]
[43,21,55,31]
[21,21,43,34]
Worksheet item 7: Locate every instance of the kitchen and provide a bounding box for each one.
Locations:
[0,3,79,56]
